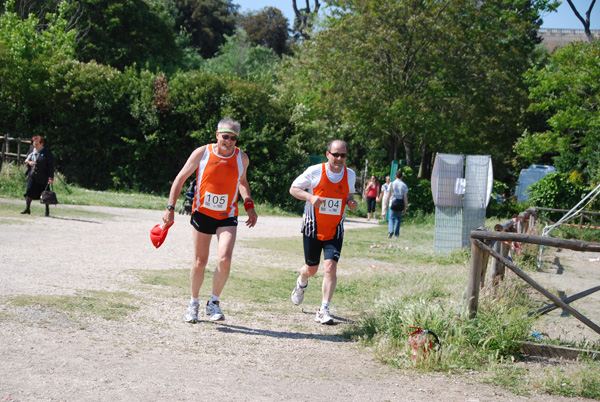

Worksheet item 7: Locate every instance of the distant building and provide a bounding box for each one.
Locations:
[539,28,599,52]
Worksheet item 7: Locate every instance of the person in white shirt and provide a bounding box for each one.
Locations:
[388,170,408,238]
[377,175,391,221]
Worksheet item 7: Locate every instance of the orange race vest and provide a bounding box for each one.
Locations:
[303,163,350,241]
[192,144,243,219]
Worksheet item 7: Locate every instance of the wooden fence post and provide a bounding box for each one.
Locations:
[17,139,22,163]
[500,241,508,277]
[528,209,536,233]
[466,239,485,319]
[0,135,5,173]
[479,240,490,289]
[488,240,506,287]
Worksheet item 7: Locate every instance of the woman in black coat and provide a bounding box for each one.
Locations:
[22,136,55,216]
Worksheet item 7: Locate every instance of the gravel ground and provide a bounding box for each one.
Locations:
[0,198,594,401]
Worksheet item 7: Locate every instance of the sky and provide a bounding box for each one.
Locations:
[233,0,600,30]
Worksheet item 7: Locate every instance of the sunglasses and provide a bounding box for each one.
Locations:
[220,134,238,141]
[329,152,347,158]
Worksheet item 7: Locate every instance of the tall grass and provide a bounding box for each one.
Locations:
[348,260,536,372]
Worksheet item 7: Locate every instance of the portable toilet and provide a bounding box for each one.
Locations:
[515,165,556,203]
[431,153,493,253]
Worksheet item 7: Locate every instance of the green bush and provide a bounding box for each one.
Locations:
[528,172,592,211]
[46,60,135,190]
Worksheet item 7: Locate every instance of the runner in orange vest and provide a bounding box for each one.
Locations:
[289,140,358,325]
[161,118,258,323]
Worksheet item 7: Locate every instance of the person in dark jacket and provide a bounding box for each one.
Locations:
[22,136,55,216]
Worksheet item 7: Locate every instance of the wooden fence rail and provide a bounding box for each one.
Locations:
[0,136,31,173]
[466,229,600,336]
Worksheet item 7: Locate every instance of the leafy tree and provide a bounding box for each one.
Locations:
[71,0,180,71]
[174,0,237,59]
[0,0,58,18]
[117,69,227,192]
[0,0,181,71]
[517,40,600,184]
[237,6,290,56]
[0,0,76,136]
[281,0,554,184]
[203,29,280,83]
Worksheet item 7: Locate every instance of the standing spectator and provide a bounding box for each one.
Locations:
[364,175,378,221]
[161,118,258,323]
[377,175,391,221]
[388,170,408,238]
[22,136,54,217]
[289,140,358,325]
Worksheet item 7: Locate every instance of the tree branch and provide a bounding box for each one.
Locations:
[565,0,596,42]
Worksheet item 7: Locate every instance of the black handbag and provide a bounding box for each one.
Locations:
[40,183,58,205]
[390,197,404,211]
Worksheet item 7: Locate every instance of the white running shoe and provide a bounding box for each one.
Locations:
[314,307,334,325]
[206,301,225,321]
[291,279,308,305]
[185,302,199,323]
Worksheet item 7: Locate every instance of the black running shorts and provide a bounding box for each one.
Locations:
[303,235,343,266]
[191,211,238,234]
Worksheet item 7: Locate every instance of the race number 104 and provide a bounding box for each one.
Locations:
[319,197,343,215]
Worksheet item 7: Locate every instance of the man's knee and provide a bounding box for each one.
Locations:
[192,256,208,271]
[218,254,233,267]
[304,264,319,277]
[323,260,337,275]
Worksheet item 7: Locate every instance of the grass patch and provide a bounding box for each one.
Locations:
[0,162,168,209]
[539,362,600,398]
[136,265,301,306]
[0,198,115,220]
[341,224,471,266]
[6,290,138,321]
[484,366,531,396]
[138,269,190,289]
[485,361,600,399]
[227,267,300,304]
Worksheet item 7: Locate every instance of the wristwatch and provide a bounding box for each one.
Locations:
[166,205,175,211]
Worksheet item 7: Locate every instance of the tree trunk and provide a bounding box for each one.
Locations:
[418,146,432,179]
[403,138,414,169]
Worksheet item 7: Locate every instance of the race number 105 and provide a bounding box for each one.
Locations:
[203,191,228,211]
[319,197,343,215]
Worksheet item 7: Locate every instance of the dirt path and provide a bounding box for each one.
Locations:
[0,198,593,401]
